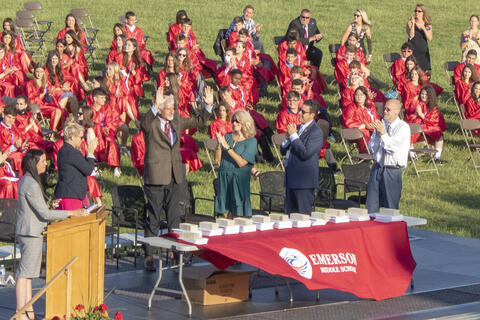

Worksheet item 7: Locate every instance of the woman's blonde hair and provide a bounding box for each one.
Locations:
[356,9,372,27]
[63,122,84,142]
[416,4,432,25]
[106,62,121,84]
[233,110,256,139]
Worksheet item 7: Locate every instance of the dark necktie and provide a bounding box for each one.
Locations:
[164,121,171,142]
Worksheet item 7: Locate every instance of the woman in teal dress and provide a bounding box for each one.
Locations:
[214,110,257,217]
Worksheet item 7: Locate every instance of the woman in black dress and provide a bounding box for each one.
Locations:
[406,4,433,75]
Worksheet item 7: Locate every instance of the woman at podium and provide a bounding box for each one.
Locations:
[54,122,98,209]
[15,149,87,320]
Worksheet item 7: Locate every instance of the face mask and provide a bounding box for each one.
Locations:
[224,55,231,63]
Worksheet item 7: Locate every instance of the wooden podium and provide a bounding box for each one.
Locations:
[44,206,107,318]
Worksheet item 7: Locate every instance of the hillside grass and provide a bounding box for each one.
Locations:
[2,0,480,237]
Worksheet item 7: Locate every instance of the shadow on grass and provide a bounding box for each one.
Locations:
[438,191,480,211]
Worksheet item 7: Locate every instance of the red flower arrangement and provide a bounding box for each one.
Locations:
[51,303,122,320]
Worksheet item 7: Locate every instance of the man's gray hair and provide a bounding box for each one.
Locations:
[157,96,175,110]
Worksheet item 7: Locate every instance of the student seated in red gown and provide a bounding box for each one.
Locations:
[168,10,198,53]
[209,103,233,139]
[0,104,28,174]
[124,11,155,68]
[57,14,87,51]
[281,78,326,110]
[2,31,30,84]
[276,91,302,133]
[108,34,125,63]
[0,150,18,199]
[397,55,442,96]
[277,31,307,67]
[336,32,366,66]
[278,48,300,89]
[455,64,478,106]
[2,18,24,52]
[45,50,78,116]
[25,63,64,131]
[391,42,414,88]
[237,29,276,97]
[114,38,148,99]
[234,41,258,104]
[88,88,122,177]
[334,45,357,90]
[400,65,424,108]
[14,95,53,152]
[405,85,446,162]
[0,43,20,97]
[465,81,480,122]
[342,86,381,153]
[454,50,480,84]
[157,52,179,89]
[104,62,134,153]
[216,47,236,86]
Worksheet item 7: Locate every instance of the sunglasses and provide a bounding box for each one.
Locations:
[354,14,361,18]
[414,10,423,13]
[300,15,310,19]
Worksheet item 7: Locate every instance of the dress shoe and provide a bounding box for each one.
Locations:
[144,258,156,272]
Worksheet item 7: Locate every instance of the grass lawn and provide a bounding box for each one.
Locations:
[2,0,480,238]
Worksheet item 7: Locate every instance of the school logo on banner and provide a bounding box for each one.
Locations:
[279,247,313,279]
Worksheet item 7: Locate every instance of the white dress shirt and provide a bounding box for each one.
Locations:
[368,118,411,168]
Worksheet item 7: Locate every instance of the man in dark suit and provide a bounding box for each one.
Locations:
[141,86,213,270]
[281,99,323,214]
[286,9,324,68]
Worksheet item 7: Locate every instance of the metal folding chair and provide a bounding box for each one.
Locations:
[328,43,340,86]
[340,128,374,164]
[203,138,219,178]
[70,8,100,48]
[14,17,46,58]
[408,123,439,177]
[271,133,286,171]
[23,2,54,34]
[460,119,480,172]
[383,52,401,86]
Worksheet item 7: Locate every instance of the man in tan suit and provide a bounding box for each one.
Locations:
[142,87,214,270]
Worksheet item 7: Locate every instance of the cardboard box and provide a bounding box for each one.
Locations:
[182,265,252,305]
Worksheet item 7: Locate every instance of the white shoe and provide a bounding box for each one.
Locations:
[113,167,122,177]
[91,167,101,177]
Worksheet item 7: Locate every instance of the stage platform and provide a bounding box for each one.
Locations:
[1,227,480,320]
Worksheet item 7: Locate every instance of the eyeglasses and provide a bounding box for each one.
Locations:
[414,10,423,13]
[300,15,310,19]
[299,109,312,114]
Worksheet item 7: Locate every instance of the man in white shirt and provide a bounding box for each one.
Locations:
[366,99,411,213]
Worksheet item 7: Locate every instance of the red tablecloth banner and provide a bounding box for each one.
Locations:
[195,220,416,300]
